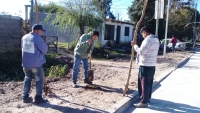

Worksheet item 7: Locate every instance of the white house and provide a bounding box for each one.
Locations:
[101,19,134,46]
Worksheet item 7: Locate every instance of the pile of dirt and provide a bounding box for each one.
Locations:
[0,50,192,113]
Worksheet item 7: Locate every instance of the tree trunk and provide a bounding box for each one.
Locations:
[79,25,84,36]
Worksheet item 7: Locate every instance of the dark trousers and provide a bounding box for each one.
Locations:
[172,43,176,52]
[138,66,155,104]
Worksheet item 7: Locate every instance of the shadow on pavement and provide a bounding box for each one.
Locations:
[128,98,200,113]
[148,98,200,113]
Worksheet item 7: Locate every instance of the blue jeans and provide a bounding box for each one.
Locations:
[22,66,44,99]
[172,44,176,52]
[72,55,88,83]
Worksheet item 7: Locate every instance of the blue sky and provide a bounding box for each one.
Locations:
[111,0,132,20]
[0,0,199,21]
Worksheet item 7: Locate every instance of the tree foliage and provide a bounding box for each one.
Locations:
[0,11,10,15]
[128,0,200,41]
[168,7,195,40]
[128,0,158,37]
[43,0,103,35]
[37,2,62,13]
[91,0,115,19]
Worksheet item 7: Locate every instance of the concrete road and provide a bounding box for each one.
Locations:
[124,50,200,113]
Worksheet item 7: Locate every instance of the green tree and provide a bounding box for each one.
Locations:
[128,0,161,38]
[46,0,103,35]
[128,0,200,41]
[168,0,200,41]
[37,2,62,13]
[168,7,195,40]
[92,0,115,19]
[0,11,10,15]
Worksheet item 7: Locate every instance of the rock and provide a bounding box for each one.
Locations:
[0,89,5,94]
[16,104,22,108]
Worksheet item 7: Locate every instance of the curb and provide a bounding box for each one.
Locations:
[107,53,194,113]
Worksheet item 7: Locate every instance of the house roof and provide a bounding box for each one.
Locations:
[104,19,134,26]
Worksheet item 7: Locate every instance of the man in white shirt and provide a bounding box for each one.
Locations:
[131,26,159,108]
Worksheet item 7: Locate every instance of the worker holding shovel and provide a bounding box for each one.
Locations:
[72,31,99,88]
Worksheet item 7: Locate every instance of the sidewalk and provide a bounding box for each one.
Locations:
[124,50,200,113]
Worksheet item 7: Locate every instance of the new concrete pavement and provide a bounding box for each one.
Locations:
[124,50,200,113]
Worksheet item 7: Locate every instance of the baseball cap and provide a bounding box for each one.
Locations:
[32,24,46,31]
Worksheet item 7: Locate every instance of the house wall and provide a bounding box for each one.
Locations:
[31,12,79,43]
[0,15,22,48]
[119,24,133,44]
[101,21,133,46]
[31,12,102,43]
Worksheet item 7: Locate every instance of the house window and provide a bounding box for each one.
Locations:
[124,27,129,36]
[104,24,115,40]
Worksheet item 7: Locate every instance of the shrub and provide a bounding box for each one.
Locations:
[0,48,24,81]
[70,41,77,50]
[0,48,68,81]
[94,41,101,49]
[47,65,67,78]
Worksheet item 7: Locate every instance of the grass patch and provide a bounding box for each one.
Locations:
[58,40,78,51]
[58,42,69,50]
[47,65,67,78]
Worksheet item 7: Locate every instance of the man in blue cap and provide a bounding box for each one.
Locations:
[21,24,48,103]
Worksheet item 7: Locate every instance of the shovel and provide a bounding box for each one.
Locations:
[87,57,94,82]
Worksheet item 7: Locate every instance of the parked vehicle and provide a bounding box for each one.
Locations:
[160,39,186,50]
[159,43,170,51]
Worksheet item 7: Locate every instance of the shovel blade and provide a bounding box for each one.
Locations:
[87,70,94,81]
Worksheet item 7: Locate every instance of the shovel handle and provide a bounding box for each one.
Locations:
[89,57,92,70]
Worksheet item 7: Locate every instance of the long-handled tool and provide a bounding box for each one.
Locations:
[43,77,50,96]
[34,0,53,96]
[87,57,94,82]
[122,0,148,96]
[43,74,55,96]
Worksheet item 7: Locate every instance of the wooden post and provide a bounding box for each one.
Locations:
[123,0,149,96]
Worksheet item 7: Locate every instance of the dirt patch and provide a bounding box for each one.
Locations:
[0,50,192,113]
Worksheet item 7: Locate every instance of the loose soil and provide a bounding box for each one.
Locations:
[0,50,192,113]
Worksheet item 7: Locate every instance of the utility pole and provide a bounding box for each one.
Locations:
[35,0,39,24]
[193,3,197,52]
[24,5,31,24]
[155,0,160,36]
[30,0,33,25]
[163,0,170,58]
[118,13,119,20]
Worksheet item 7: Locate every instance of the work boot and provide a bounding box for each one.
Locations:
[23,97,33,103]
[84,79,92,84]
[133,102,148,108]
[34,95,48,104]
[72,82,78,88]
